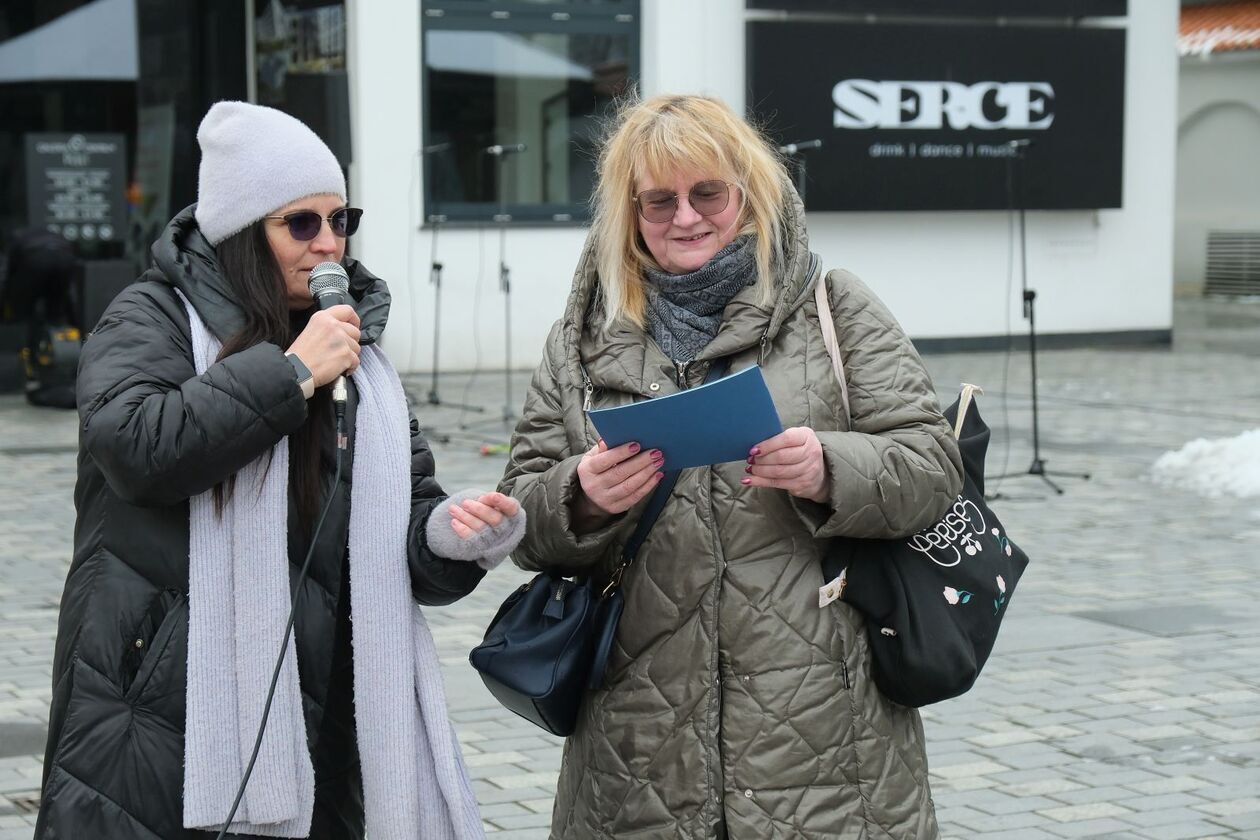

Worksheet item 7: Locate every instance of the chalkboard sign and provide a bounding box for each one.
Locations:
[25,133,127,243]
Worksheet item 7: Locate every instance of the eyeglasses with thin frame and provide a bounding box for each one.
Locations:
[263,207,364,242]
[633,180,734,224]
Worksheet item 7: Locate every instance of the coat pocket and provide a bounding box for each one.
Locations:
[122,590,185,704]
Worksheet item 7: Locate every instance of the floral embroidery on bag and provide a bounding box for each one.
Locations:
[991,527,1012,556]
[993,575,1007,615]
[943,586,973,605]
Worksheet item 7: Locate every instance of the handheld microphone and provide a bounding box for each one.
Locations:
[308,261,351,408]
[485,143,527,156]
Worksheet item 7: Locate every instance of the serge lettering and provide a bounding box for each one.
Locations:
[832,80,1057,131]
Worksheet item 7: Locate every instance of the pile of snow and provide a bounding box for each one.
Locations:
[1152,429,1260,498]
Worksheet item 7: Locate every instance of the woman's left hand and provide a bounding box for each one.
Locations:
[741,427,830,504]
[447,492,521,539]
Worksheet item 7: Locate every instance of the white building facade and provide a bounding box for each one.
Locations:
[347,0,1180,373]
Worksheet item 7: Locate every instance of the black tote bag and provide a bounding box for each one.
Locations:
[821,392,1029,707]
[812,270,1027,707]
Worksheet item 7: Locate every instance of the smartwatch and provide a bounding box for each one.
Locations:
[286,353,315,400]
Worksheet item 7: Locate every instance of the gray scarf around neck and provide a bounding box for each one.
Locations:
[177,292,483,840]
[642,235,757,363]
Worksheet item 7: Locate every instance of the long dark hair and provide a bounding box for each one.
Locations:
[212,222,332,530]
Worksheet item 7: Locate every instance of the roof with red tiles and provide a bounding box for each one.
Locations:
[1180,1,1260,55]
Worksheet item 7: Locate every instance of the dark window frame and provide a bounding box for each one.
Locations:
[420,1,640,226]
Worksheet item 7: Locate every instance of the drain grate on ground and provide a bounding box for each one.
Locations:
[1073,604,1243,637]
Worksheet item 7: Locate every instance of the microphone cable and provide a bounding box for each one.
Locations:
[987,157,1020,500]
[214,409,348,839]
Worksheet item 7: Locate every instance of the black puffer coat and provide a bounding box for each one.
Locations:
[36,207,484,840]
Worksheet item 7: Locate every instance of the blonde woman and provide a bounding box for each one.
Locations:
[500,94,963,839]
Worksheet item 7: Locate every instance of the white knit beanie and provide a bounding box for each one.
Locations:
[194,101,347,245]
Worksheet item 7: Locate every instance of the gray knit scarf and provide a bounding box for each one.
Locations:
[642,235,757,363]
[177,293,483,840]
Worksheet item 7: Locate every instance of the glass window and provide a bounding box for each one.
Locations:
[254,0,351,166]
[422,3,638,223]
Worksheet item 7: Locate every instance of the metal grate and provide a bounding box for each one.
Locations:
[1205,230,1260,297]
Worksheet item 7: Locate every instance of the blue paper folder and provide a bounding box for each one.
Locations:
[586,366,783,470]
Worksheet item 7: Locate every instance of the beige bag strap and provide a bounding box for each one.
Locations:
[813,268,851,420]
[954,383,985,440]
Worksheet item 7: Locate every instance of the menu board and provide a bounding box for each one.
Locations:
[25,133,127,243]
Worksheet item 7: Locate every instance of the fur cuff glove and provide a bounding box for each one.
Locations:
[424,489,526,570]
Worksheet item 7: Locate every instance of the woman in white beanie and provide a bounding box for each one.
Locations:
[36,101,512,840]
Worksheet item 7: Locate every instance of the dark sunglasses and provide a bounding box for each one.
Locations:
[633,180,733,224]
[264,207,363,241]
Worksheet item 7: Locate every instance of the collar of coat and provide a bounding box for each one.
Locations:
[562,176,820,395]
[150,204,392,347]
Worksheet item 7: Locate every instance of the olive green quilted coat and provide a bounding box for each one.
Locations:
[499,192,963,839]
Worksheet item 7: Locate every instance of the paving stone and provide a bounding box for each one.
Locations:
[1038,802,1136,822]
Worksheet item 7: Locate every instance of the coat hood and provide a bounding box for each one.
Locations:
[150,204,391,345]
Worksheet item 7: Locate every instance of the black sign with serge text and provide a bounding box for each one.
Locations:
[747,22,1126,210]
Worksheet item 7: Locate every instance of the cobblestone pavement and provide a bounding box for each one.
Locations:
[1,299,1258,839]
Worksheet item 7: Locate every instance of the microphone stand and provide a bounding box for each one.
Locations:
[422,211,482,415]
[992,139,1089,496]
[778,139,823,202]
[463,142,526,433]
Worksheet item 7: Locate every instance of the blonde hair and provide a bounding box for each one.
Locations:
[590,94,790,329]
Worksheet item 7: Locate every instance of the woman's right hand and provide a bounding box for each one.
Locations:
[573,440,664,527]
[285,304,361,387]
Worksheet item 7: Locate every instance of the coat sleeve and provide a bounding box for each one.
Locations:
[792,270,964,539]
[405,417,487,606]
[497,324,633,576]
[77,285,309,506]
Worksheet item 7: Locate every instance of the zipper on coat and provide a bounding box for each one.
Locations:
[580,366,594,411]
[840,658,851,690]
[758,332,770,366]
[674,360,691,390]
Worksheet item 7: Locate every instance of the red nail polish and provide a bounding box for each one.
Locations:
[740,477,752,485]
[655,471,665,481]
[750,446,761,457]
[744,465,752,474]
[629,442,641,454]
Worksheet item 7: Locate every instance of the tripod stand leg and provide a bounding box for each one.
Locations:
[1037,472,1064,494]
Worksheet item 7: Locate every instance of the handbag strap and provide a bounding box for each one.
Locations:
[813,269,982,441]
[813,267,852,421]
[601,356,732,596]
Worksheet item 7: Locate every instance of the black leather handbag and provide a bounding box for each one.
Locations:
[470,359,731,736]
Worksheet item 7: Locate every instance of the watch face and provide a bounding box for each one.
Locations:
[286,353,314,389]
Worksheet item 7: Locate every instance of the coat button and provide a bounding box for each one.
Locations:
[134,638,144,649]
[649,382,660,392]
[744,789,753,798]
